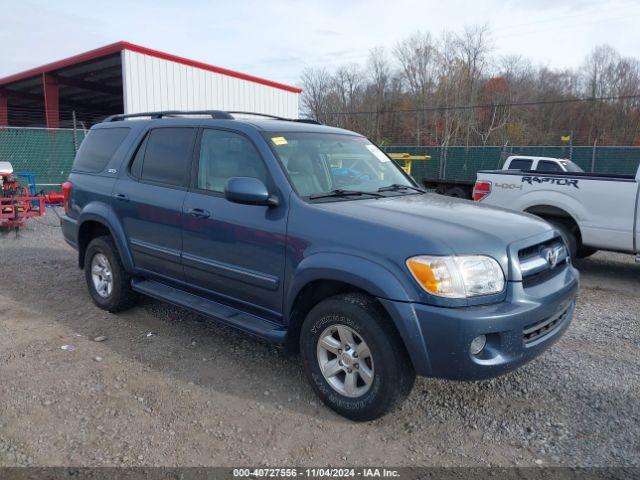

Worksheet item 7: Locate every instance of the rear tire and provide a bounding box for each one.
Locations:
[576,246,598,259]
[444,186,468,198]
[84,236,138,312]
[299,293,415,421]
[546,219,578,259]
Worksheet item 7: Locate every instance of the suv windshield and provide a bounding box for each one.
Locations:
[266,132,415,198]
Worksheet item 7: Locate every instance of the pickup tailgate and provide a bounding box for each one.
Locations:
[474,170,638,253]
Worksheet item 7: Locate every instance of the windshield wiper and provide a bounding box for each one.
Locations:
[377,183,426,193]
[309,189,384,200]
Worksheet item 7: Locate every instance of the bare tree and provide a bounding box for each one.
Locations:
[299,27,640,147]
[394,32,436,143]
[300,67,333,122]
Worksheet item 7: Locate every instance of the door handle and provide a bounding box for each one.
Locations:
[114,193,129,202]
[187,208,211,219]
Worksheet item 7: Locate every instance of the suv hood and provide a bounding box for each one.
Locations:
[316,193,553,258]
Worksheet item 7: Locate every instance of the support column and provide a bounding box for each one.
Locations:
[42,73,59,128]
[0,89,7,126]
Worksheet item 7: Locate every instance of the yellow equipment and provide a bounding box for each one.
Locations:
[387,153,431,175]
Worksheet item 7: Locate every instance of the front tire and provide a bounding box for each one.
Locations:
[84,236,138,312]
[300,293,415,421]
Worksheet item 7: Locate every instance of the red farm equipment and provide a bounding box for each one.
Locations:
[0,161,62,229]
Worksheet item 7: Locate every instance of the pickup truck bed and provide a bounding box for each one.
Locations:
[475,168,640,257]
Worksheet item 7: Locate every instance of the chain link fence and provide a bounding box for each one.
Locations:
[0,127,86,190]
[382,144,640,183]
[1,127,639,189]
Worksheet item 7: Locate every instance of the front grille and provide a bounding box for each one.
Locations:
[518,236,563,262]
[523,305,571,344]
[518,236,568,285]
[522,263,569,287]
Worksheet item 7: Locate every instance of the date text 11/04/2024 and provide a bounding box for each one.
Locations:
[232,468,400,477]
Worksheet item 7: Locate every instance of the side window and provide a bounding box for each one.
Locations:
[537,160,563,172]
[197,129,269,193]
[508,159,533,170]
[129,134,148,178]
[133,128,196,187]
[73,127,130,172]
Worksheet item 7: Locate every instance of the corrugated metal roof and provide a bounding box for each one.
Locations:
[0,41,302,94]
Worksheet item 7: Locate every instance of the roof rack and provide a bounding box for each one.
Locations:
[226,111,321,125]
[104,110,321,124]
[104,110,234,122]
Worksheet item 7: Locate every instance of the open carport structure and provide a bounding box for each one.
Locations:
[0,41,301,128]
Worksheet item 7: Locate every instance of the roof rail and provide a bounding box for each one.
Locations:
[226,111,286,120]
[103,110,321,124]
[226,111,321,125]
[104,110,234,122]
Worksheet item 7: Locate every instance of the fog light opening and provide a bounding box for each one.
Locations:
[470,335,487,355]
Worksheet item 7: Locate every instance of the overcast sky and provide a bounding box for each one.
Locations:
[1,0,638,87]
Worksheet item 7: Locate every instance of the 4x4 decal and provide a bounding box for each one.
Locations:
[522,176,579,189]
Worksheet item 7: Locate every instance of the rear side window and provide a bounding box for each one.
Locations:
[537,160,563,172]
[73,128,130,172]
[131,128,196,187]
[507,158,533,170]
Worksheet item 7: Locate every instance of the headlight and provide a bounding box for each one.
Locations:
[406,255,505,298]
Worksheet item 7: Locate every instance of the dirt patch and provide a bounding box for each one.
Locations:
[0,214,638,466]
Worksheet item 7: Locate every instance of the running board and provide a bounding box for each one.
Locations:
[131,279,286,343]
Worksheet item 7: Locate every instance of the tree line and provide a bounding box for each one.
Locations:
[300,26,640,146]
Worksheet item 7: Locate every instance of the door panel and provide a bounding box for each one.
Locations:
[113,179,186,280]
[112,127,196,280]
[181,128,287,318]
[182,194,286,315]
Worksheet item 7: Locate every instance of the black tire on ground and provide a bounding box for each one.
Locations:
[444,186,469,198]
[84,235,138,312]
[546,219,578,259]
[576,246,598,259]
[299,293,415,422]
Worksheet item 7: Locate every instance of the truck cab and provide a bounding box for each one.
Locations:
[503,156,584,173]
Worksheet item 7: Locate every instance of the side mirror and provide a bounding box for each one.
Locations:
[224,177,279,206]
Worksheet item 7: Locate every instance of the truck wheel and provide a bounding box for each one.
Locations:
[299,293,415,421]
[444,186,468,198]
[576,246,598,259]
[547,219,577,259]
[84,236,138,312]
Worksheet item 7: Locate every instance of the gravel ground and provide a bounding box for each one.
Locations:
[0,210,638,467]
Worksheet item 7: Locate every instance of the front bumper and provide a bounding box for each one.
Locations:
[380,264,579,380]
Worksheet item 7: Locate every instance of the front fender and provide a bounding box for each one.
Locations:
[286,252,412,308]
[77,202,134,271]
[286,252,431,375]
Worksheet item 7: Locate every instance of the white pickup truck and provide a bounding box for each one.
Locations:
[473,163,640,259]
[502,156,585,174]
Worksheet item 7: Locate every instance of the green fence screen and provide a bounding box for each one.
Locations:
[383,145,640,183]
[1,128,639,188]
[0,127,85,189]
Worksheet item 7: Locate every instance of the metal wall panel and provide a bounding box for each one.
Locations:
[122,50,299,118]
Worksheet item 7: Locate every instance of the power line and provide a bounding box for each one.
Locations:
[324,94,640,116]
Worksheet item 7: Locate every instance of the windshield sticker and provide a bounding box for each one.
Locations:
[271,136,288,146]
[366,144,390,162]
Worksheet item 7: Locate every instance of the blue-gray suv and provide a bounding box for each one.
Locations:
[61,111,579,421]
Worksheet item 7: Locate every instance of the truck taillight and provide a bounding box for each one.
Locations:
[473,181,491,201]
[61,181,72,213]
